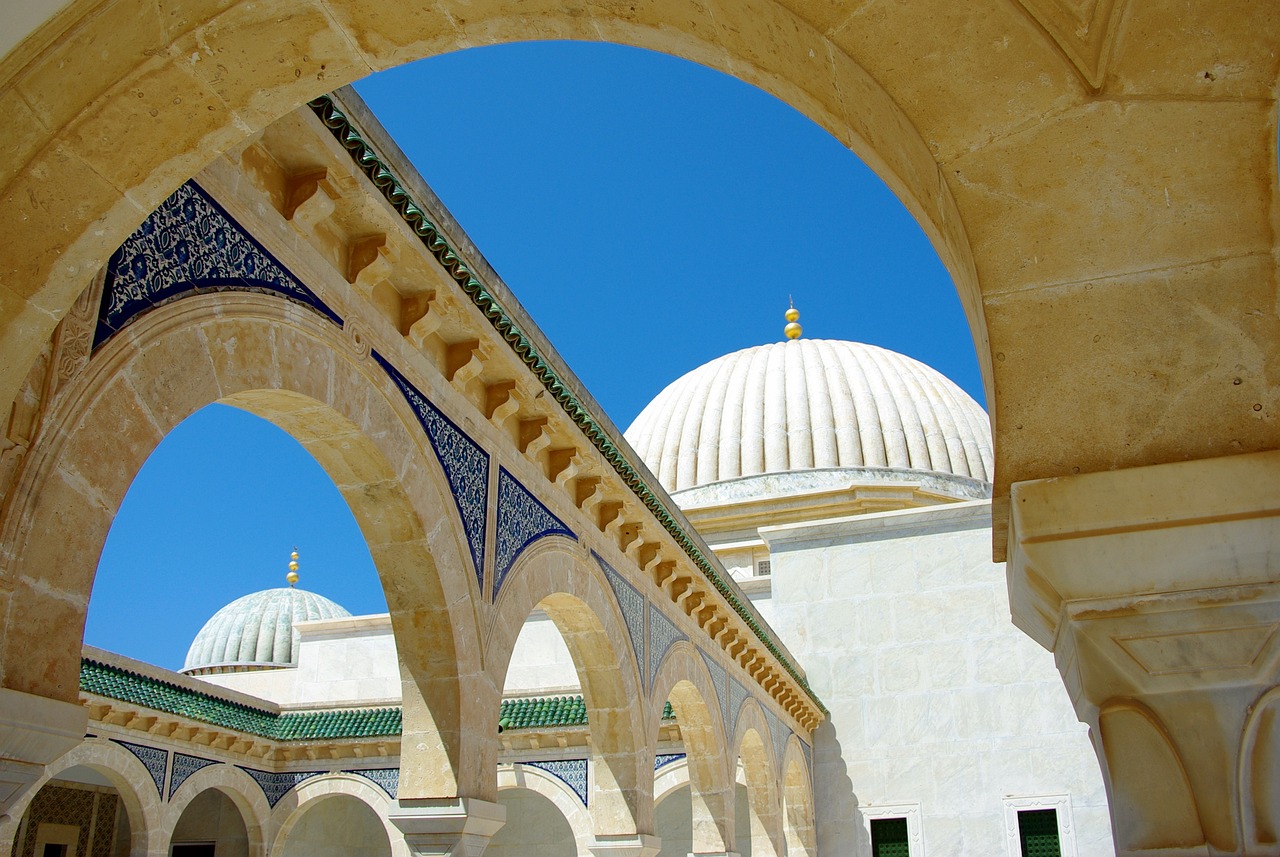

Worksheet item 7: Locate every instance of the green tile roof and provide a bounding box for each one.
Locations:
[82,659,674,740]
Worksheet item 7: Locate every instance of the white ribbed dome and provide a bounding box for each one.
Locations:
[624,339,993,493]
[182,587,351,675]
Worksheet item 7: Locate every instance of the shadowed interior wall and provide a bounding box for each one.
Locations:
[486,787,574,857]
[279,795,390,857]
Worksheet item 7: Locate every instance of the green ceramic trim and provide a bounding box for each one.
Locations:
[307,94,826,717]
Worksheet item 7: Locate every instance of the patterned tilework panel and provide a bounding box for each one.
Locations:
[345,768,399,799]
[169,753,220,800]
[113,739,168,797]
[698,649,729,727]
[655,753,686,771]
[494,467,576,599]
[373,353,489,588]
[801,738,813,784]
[728,677,749,739]
[764,705,790,772]
[647,607,686,691]
[16,785,103,857]
[594,552,645,677]
[237,767,324,808]
[525,759,589,807]
[95,180,340,349]
[91,791,120,857]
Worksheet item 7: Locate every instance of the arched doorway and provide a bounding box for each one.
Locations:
[168,789,250,857]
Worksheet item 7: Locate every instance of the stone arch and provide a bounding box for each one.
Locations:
[0,1,999,431]
[649,642,734,855]
[732,702,784,857]
[1097,699,1204,853]
[496,765,592,856]
[487,539,650,836]
[779,738,815,857]
[163,764,269,857]
[1239,684,1280,851]
[270,775,399,857]
[0,738,162,857]
[0,292,482,797]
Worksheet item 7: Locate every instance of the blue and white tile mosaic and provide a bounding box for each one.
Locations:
[728,676,749,739]
[698,649,729,728]
[594,552,645,675]
[647,606,686,691]
[764,705,790,772]
[375,353,489,589]
[345,768,399,799]
[113,740,167,797]
[525,758,589,807]
[169,753,220,800]
[654,753,686,772]
[237,767,324,808]
[96,180,339,350]
[801,737,813,784]
[494,467,576,599]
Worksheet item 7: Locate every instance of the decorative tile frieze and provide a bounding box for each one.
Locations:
[698,649,729,728]
[494,467,576,599]
[374,353,489,589]
[95,180,340,350]
[655,753,685,771]
[112,739,167,797]
[237,767,324,808]
[345,768,399,799]
[728,677,749,739]
[595,552,645,675]
[764,705,789,772]
[801,737,813,783]
[648,606,686,691]
[525,758,588,806]
[169,753,220,800]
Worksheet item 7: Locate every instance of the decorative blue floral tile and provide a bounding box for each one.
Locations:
[236,767,324,808]
[654,752,685,772]
[374,353,489,590]
[169,753,220,800]
[345,768,399,799]
[647,607,686,692]
[594,552,644,678]
[728,676,749,740]
[698,649,729,728]
[494,467,576,600]
[95,180,340,350]
[524,758,588,807]
[112,740,168,797]
[764,705,789,772]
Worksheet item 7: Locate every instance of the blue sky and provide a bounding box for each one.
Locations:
[86,42,982,670]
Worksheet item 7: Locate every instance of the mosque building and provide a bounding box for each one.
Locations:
[7,304,1113,856]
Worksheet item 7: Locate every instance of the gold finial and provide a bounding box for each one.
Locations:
[287,548,300,587]
[784,299,802,340]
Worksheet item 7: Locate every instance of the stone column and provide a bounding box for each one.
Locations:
[588,833,661,857]
[1008,449,1280,856]
[389,797,506,857]
[0,688,87,822]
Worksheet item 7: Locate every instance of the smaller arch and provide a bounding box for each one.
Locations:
[780,739,815,857]
[496,765,594,856]
[270,776,397,857]
[649,643,734,855]
[1239,684,1280,850]
[487,541,650,836]
[1,739,162,857]
[733,703,784,857]
[163,763,270,857]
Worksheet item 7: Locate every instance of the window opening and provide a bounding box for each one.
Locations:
[1017,809,1061,857]
[870,816,910,857]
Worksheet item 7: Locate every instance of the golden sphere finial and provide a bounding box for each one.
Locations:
[287,548,300,586]
[784,301,802,340]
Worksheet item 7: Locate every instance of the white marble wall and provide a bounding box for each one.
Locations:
[503,613,581,695]
[760,501,1115,856]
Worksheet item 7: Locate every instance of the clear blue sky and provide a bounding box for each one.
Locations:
[86,42,982,670]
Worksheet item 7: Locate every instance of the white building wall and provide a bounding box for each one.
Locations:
[760,501,1114,857]
[503,613,581,695]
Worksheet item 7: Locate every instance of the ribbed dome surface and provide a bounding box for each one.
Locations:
[183,587,351,674]
[624,339,993,493]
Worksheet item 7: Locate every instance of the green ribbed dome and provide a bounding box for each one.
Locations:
[182,587,351,675]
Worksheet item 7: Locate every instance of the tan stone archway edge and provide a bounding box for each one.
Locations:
[5,0,1277,559]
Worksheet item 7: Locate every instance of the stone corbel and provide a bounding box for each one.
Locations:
[284,167,338,228]
[589,833,661,857]
[518,417,552,457]
[346,233,396,292]
[484,381,519,424]
[444,339,485,386]
[546,447,579,486]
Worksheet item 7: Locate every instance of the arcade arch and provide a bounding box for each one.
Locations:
[487,787,575,857]
[275,792,391,857]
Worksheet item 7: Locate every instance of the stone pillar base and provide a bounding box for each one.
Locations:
[589,833,661,857]
[688,852,741,857]
[389,797,506,857]
[0,687,87,822]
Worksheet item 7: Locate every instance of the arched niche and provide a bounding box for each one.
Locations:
[487,540,650,835]
[497,766,593,856]
[0,293,481,798]
[733,706,783,857]
[276,793,390,857]
[653,780,755,857]
[780,739,815,857]
[487,787,576,857]
[1240,685,1280,850]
